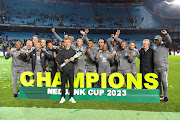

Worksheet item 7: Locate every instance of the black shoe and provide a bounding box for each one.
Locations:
[163,97,169,102]
[13,94,18,98]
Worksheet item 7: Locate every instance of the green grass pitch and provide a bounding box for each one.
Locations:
[0,56,180,112]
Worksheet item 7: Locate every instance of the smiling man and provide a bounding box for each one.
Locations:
[5,41,26,98]
[153,30,172,102]
[139,39,154,89]
[55,39,78,104]
[26,42,53,86]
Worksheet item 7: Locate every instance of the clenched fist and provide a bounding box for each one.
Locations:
[88,48,91,53]
[80,30,85,35]
[17,51,21,55]
[115,52,118,57]
[96,54,99,59]
[85,29,89,34]
[51,28,55,32]
[70,57,75,62]
[161,30,167,35]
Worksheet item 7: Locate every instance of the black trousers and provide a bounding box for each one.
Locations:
[51,67,57,83]
[61,70,74,98]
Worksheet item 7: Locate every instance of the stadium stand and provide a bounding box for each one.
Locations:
[4,0,59,26]
[2,0,164,28]
[127,6,164,28]
[55,4,98,28]
[165,19,180,29]
[0,0,179,52]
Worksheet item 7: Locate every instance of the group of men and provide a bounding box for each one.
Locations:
[5,28,172,103]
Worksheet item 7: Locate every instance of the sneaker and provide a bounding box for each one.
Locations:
[163,97,169,102]
[160,96,164,101]
[69,97,76,103]
[59,97,66,103]
[13,94,18,98]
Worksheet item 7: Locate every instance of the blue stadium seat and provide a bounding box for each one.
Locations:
[3,0,164,28]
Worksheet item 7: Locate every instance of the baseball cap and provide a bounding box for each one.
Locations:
[154,35,162,40]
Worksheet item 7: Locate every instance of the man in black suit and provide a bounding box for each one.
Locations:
[139,39,154,89]
[56,39,78,104]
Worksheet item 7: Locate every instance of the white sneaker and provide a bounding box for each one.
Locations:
[160,97,164,101]
[59,97,66,103]
[69,97,76,103]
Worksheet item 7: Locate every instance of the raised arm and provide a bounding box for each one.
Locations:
[51,28,64,42]
[114,30,123,44]
[81,29,90,44]
[106,35,114,52]
[161,30,172,48]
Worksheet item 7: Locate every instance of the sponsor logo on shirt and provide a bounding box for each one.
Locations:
[37,56,40,60]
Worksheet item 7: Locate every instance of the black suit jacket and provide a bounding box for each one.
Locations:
[139,48,154,76]
[55,48,78,72]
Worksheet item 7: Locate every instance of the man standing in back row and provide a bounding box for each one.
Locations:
[139,39,154,89]
[153,30,172,102]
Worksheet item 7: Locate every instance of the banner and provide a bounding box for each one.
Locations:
[18,87,160,103]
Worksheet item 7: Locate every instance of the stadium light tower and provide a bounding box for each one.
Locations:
[172,0,180,5]
[165,0,180,5]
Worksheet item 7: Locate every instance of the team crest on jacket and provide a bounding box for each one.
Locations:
[103,57,106,61]
[37,56,40,60]
[41,53,44,57]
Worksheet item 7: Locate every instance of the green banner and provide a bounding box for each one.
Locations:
[18,86,160,103]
